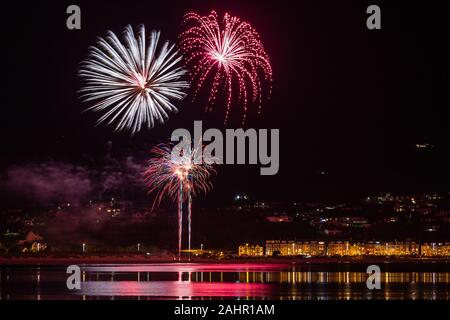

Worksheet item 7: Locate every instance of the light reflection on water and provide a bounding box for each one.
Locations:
[1,263,449,300]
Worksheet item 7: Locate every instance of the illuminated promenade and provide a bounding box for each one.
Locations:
[239,241,450,257]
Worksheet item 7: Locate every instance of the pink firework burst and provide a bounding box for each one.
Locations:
[144,142,215,256]
[144,143,214,208]
[180,11,273,124]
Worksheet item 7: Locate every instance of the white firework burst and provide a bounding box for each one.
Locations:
[79,25,189,134]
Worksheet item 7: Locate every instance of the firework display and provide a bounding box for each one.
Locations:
[144,142,215,256]
[4,0,450,305]
[180,11,273,124]
[79,25,189,134]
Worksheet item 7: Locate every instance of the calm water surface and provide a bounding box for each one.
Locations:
[1,263,449,300]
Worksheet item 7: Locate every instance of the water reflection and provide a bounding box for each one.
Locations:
[0,263,449,300]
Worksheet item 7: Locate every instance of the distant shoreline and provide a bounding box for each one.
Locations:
[0,255,448,266]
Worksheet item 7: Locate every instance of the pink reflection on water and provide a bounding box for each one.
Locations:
[80,281,273,298]
[82,263,291,273]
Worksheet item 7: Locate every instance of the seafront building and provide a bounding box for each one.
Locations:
[238,244,264,256]
[238,240,449,257]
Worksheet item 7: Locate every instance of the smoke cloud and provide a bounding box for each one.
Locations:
[0,157,147,206]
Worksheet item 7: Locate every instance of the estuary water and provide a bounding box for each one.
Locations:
[0,262,449,300]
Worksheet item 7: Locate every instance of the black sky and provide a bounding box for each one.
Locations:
[2,0,449,204]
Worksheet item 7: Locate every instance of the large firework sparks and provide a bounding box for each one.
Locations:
[79,25,189,134]
[180,11,272,124]
[144,142,215,257]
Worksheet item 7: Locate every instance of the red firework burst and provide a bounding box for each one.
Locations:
[180,11,273,124]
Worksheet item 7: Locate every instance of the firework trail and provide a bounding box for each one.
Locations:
[79,25,189,134]
[144,142,215,257]
[180,11,272,124]
[187,185,192,253]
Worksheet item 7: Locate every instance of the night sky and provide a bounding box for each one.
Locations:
[2,0,449,205]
